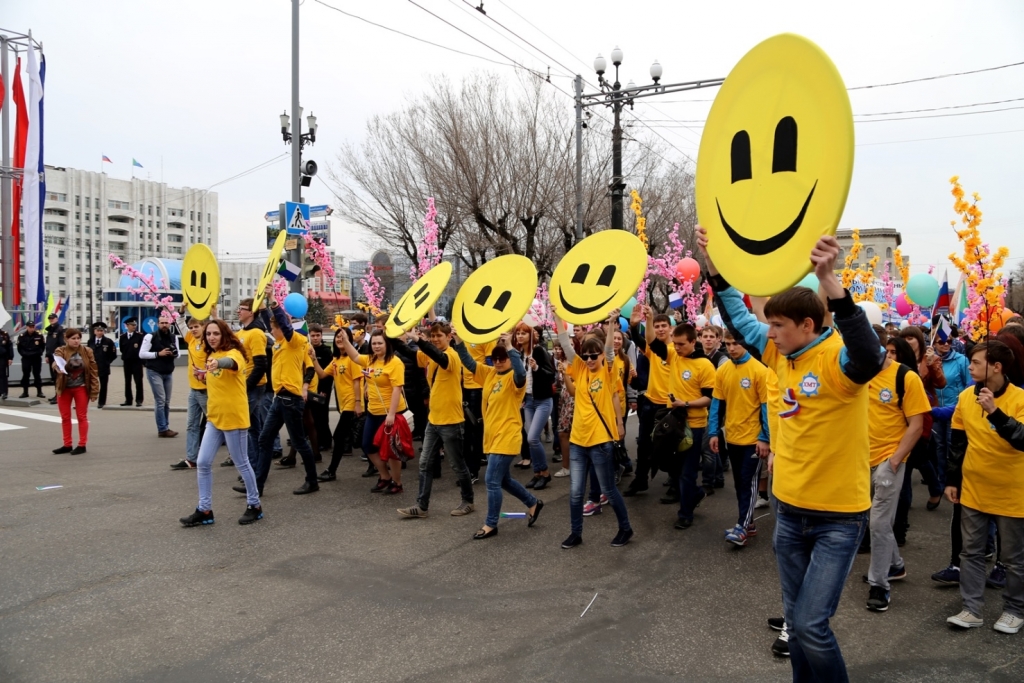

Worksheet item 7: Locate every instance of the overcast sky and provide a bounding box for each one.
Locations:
[7,0,1024,277]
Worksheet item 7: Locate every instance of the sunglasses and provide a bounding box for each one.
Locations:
[579,353,601,361]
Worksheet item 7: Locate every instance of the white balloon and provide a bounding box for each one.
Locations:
[856,301,883,326]
[695,315,708,328]
[522,313,538,328]
[899,319,911,330]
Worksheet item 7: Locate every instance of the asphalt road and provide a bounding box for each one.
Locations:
[1,373,1022,683]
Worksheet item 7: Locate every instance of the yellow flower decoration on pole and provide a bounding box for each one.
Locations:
[630,189,648,251]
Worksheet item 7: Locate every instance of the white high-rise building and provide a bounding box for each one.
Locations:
[19,166,218,329]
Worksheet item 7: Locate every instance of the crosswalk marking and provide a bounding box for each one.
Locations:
[0,408,76,424]
[0,422,27,431]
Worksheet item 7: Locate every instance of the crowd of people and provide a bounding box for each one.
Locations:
[30,232,1024,682]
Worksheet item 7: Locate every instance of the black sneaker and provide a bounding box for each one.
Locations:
[771,630,790,657]
[219,457,234,467]
[70,446,87,455]
[170,459,196,470]
[674,517,693,530]
[622,484,648,497]
[561,533,583,550]
[317,470,337,482]
[52,446,73,454]
[361,464,379,477]
[293,481,319,495]
[767,617,785,631]
[180,508,214,527]
[866,585,890,612]
[611,529,634,547]
[239,505,263,525]
[659,490,680,505]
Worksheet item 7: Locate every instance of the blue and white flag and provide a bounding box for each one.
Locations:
[278,259,301,282]
[935,315,953,343]
[668,291,684,310]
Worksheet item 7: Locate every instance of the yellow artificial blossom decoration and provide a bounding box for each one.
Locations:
[893,248,910,285]
[331,314,350,331]
[947,176,1009,340]
[838,229,880,302]
[630,189,648,251]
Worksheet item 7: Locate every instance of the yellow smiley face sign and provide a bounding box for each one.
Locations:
[181,244,220,319]
[385,261,452,338]
[453,255,537,344]
[252,230,288,311]
[548,230,648,325]
[696,33,854,296]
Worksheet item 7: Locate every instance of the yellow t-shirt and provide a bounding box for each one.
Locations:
[612,355,628,414]
[766,371,781,456]
[952,383,1024,517]
[270,330,309,396]
[770,331,872,513]
[419,347,464,425]
[303,352,319,394]
[236,327,268,386]
[569,357,622,448]
[205,349,249,431]
[644,342,675,406]
[357,354,407,416]
[669,353,716,428]
[462,341,496,390]
[867,362,931,467]
[324,357,360,412]
[183,331,209,391]
[713,356,769,446]
[474,364,527,455]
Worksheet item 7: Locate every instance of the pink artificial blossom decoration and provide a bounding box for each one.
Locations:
[411,197,443,281]
[108,254,179,320]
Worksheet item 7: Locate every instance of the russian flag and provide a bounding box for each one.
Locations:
[102,155,112,164]
[934,269,950,313]
[668,291,684,310]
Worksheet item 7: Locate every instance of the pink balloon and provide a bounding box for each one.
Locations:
[675,257,701,283]
[895,292,912,317]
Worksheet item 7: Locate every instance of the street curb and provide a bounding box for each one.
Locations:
[101,405,188,413]
[0,398,46,407]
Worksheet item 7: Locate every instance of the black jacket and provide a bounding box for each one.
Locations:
[0,331,13,361]
[120,331,145,363]
[17,330,45,359]
[89,335,118,375]
[391,339,429,399]
[143,329,179,375]
[527,345,556,400]
[45,324,65,359]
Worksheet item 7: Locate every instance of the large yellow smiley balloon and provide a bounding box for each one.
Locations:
[181,244,220,319]
[385,261,452,337]
[252,230,288,311]
[696,33,854,296]
[548,230,648,325]
[453,255,537,344]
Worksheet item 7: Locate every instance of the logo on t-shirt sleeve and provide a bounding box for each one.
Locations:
[879,388,893,404]
[798,372,820,398]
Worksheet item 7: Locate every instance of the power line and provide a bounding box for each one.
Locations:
[493,0,593,73]
[848,60,1024,90]
[457,0,577,78]
[312,0,525,71]
[856,128,1024,146]
[404,0,546,78]
[857,104,1024,123]
[856,96,1024,117]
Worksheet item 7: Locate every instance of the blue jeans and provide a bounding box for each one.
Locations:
[523,395,552,473]
[677,427,705,522]
[246,385,266,468]
[197,422,259,511]
[774,505,868,683]
[146,369,173,433]
[361,412,386,457]
[418,422,472,510]
[569,442,631,536]
[261,390,281,453]
[257,393,317,490]
[485,454,537,527]
[185,389,208,463]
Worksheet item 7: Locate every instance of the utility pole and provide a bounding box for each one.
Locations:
[287,0,303,294]
[574,75,583,244]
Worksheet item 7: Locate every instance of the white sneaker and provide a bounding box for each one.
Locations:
[994,612,1024,634]
[947,610,984,629]
[553,467,571,478]
[755,497,770,509]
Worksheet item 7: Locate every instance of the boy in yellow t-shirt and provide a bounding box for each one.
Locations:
[709,330,770,546]
[946,341,1024,634]
[864,351,930,612]
[172,314,210,470]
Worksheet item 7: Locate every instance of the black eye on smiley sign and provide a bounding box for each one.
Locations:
[181,243,220,319]
[385,262,452,337]
[695,33,854,297]
[452,255,537,344]
[548,230,648,325]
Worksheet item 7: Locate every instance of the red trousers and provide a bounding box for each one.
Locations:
[58,386,90,447]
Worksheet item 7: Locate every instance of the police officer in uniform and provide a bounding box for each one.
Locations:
[0,328,13,400]
[119,317,145,406]
[44,313,65,404]
[17,320,46,399]
[89,322,118,408]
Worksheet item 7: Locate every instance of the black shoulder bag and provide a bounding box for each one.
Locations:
[587,391,630,468]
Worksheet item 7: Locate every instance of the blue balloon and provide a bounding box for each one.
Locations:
[619,316,629,332]
[284,292,309,319]
[620,296,638,319]
[797,273,819,291]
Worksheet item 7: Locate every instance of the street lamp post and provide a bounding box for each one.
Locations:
[575,49,724,241]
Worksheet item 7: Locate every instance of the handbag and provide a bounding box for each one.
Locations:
[587,391,630,468]
[651,406,694,468]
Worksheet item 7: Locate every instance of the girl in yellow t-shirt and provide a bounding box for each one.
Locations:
[180,319,263,528]
[555,309,633,550]
[311,327,362,482]
[454,331,543,540]
[337,328,407,494]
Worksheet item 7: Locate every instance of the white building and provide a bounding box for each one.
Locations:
[836,227,905,282]
[18,166,218,329]
[219,261,265,324]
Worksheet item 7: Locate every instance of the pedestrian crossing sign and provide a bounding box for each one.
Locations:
[285,202,310,235]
